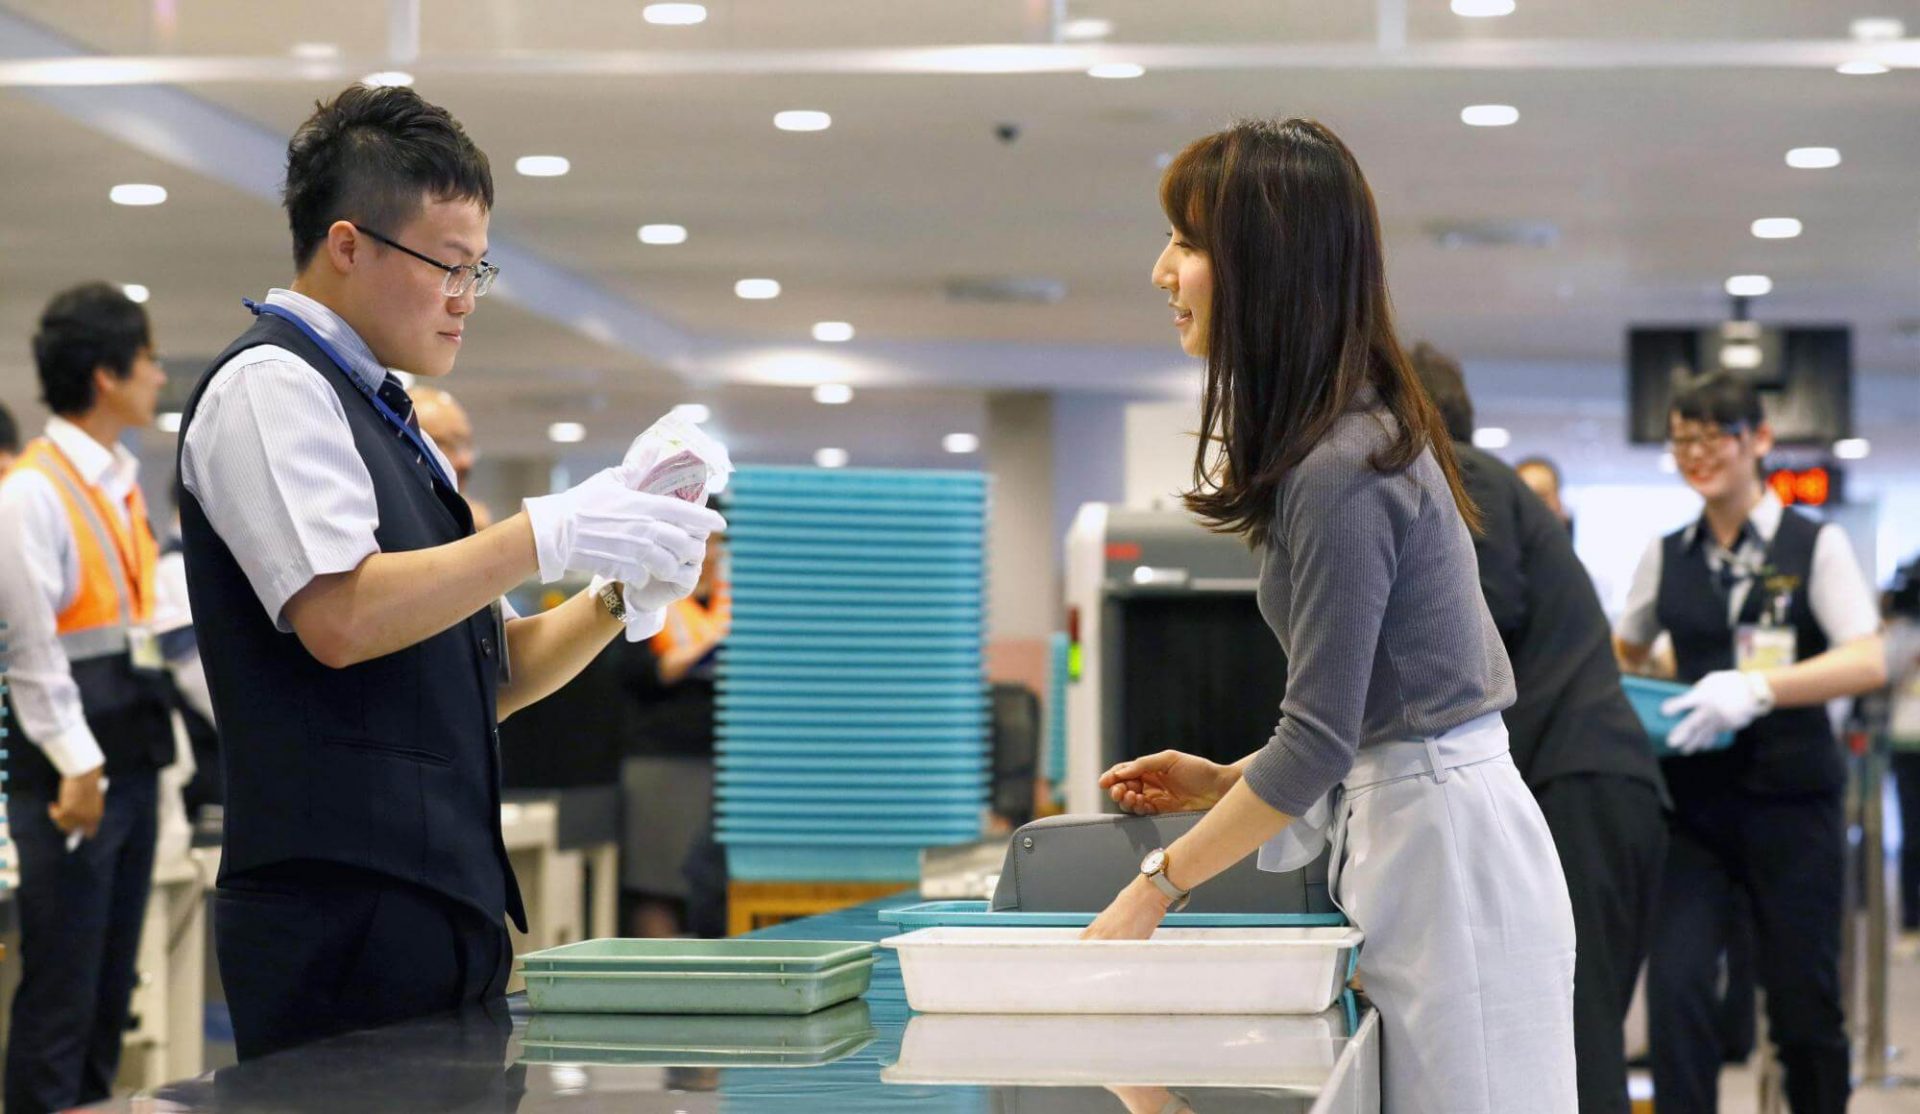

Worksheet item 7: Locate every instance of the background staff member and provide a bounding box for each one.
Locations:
[1615,371,1886,1114]
[1410,343,1668,1114]
[178,84,723,1061]
[0,282,171,1114]
[0,399,19,470]
[411,384,493,529]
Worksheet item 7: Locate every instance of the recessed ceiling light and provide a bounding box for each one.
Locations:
[1087,62,1145,79]
[361,70,414,88]
[1719,343,1763,369]
[155,411,182,433]
[812,383,854,405]
[735,278,781,300]
[942,433,981,454]
[1850,17,1905,42]
[547,422,587,444]
[121,283,150,303]
[1460,104,1520,127]
[1751,217,1803,239]
[1061,18,1114,40]
[515,155,570,177]
[638,223,687,245]
[1837,60,1890,75]
[1472,427,1512,449]
[643,3,708,25]
[110,183,167,206]
[1833,437,1871,460]
[814,447,849,469]
[1451,0,1516,16]
[812,321,855,343]
[1725,274,1773,297]
[1786,147,1841,169]
[774,110,832,132]
[289,42,339,60]
[672,403,711,424]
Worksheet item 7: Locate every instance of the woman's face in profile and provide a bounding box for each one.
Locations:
[1152,227,1213,359]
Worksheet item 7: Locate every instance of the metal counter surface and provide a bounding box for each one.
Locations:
[86,896,1375,1112]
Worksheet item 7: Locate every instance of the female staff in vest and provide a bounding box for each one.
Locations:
[1081,119,1577,1113]
[1615,372,1885,1113]
[0,282,172,1114]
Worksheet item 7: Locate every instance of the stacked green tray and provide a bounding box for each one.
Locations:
[519,1000,876,1067]
[519,938,878,1015]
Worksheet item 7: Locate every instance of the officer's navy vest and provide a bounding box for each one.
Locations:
[1655,506,1839,798]
[177,311,525,930]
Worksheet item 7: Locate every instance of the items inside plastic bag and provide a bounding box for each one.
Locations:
[611,412,733,641]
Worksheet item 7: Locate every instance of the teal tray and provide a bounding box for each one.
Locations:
[523,957,878,1015]
[1622,676,1735,755]
[877,901,1349,930]
[520,1000,875,1067]
[519,938,875,975]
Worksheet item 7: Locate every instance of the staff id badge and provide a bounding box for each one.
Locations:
[127,626,165,672]
[1734,624,1797,671]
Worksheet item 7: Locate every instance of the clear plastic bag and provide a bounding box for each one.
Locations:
[609,412,733,640]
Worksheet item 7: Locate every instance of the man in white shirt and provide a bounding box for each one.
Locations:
[177,83,723,1061]
[0,283,171,1114]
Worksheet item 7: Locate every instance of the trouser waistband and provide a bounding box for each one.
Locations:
[1345,711,1510,789]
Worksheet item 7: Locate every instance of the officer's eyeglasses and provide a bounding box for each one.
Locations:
[352,224,499,298]
[1668,425,1746,457]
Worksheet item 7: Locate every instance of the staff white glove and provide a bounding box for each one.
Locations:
[522,466,725,587]
[1662,669,1774,754]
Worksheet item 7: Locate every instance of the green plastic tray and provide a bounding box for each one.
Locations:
[523,957,879,1015]
[519,1000,876,1066]
[519,937,875,974]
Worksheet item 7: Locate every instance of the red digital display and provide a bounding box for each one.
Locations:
[1768,466,1833,507]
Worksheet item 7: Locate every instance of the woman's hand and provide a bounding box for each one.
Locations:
[1080,876,1172,941]
[1099,750,1236,815]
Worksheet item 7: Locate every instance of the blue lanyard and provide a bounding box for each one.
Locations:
[243,299,456,492]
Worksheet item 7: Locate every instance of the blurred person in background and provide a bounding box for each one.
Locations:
[0,399,20,471]
[411,384,493,529]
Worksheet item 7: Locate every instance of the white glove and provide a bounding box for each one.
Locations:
[522,466,725,586]
[1661,670,1774,754]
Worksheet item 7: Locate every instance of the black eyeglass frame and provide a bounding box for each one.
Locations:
[352,223,499,297]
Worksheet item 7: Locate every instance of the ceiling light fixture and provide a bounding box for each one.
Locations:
[1719,343,1763,370]
[1751,217,1802,239]
[812,321,855,343]
[774,110,832,132]
[1850,17,1905,41]
[110,183,167,206]
[289,42,339,60]
[361,71,414,88]
[1837,60,1890,75]
[638,223,687,245]
[1460,104,1520,127]
[1833,437,1871,460]
[514,155,571,177]
[547,422,586,444]
[672,403,711,424]
[155,411,182,433]
[1450,0,1516,16]
[1060,18,1115,40]
[1725,274,1773,297]
[1786,147,1841,169]
[1472,427,1512,449]
[643,3,708,25]
[942,433,981,454]
[812,383,854,406]
[1087,62,1145,79]
[121,283,150,304]
[735,278,781,300]
[814,447,849,469]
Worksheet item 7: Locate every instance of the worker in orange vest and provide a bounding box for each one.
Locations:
[0,283,172,1114]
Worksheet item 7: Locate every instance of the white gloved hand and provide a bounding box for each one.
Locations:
[522,466,725,586]
[1661,669,1774,754]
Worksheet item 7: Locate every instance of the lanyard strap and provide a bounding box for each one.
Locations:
[243,299,457,492]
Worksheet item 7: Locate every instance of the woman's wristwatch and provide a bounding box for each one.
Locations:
[597,581,627,622]
[1139,848,1192,913]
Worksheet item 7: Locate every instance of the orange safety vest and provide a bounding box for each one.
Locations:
[13,436,158,660]
[651,578,731,658]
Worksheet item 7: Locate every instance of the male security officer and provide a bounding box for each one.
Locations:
[178,84,722,1059]
[0,283,171,1113]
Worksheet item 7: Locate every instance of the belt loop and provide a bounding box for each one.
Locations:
[1425,736,1448,783]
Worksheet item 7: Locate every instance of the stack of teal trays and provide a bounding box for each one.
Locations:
[717,466,989,882]
[1046,631,1070,805]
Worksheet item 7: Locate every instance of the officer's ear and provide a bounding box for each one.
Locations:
[320,220,364,277]
[1750,421,1776,459]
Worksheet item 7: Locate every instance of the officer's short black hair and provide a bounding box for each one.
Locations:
[32,282,151,417]
[0,400,18,455]
[1670,370,1764,432]
[1406,341,1474,444]
[283,84,493,270]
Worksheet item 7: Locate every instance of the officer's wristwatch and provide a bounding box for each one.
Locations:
[1139,848,1192,913]
[598,581,628,622]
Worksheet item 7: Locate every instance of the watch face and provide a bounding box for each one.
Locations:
[1141,849,1167,875]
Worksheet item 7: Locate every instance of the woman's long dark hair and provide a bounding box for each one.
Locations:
[1166,118,1479,539]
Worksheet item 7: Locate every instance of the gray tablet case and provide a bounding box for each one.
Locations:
[989,811,1334,914]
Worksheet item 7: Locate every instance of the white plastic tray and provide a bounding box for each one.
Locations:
[882,1012,1344,1087]
[880,926,1364,1015]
